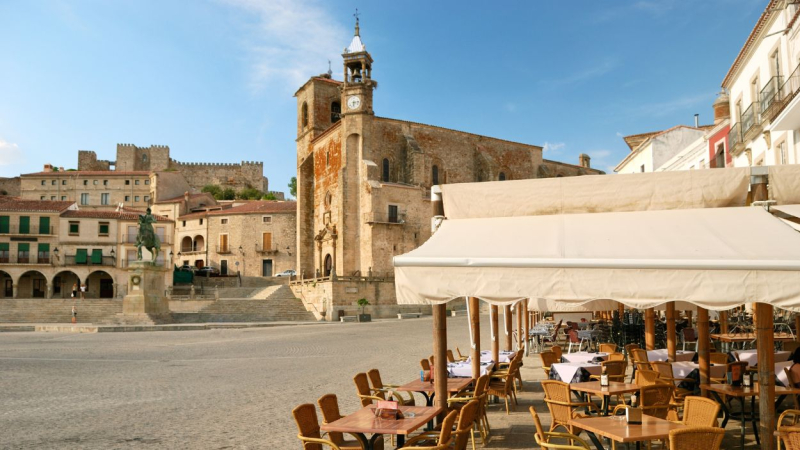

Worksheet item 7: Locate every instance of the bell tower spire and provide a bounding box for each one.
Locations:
[342,9,375,116]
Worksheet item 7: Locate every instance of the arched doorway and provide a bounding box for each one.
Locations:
[193,235,205,252]
[324,254,332,277]
[18,270,47,298]
[87,270,115,299]
[53,271,81,299]
[181,236,192,252]
[0,270,11,298]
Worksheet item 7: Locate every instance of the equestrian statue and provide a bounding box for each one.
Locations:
[136,208,161,262]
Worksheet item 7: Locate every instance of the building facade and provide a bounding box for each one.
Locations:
[19,168,153,210]
[292,20,604,319]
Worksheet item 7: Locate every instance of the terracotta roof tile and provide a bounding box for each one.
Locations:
[177,201,295,220]
[61,209,173,222]
[0,199,75,212]
[154,192,212,204]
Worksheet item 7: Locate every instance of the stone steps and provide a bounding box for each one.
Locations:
[0,299,123,324]
[172,286,316,323]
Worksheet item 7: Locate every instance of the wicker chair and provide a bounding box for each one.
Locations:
[448,374,490,445]
[709,352,729,365]
[779,409,800,427]
[639,384,674,419]
[367,369,415,406]
[494,350,524,391]
[780,426,800,450]
[420,358,431,372]
[401,409,457,449]
[447,349,462,363]
[456,347,469,361]
[451,400,480,450]
[540,351,559,379]
[669,426,724,450]
[785,368,800,409]
[487,359,519,414]
[551,345,563,361]
[630,348,650,382]
[607,352,625,362]
[635,369,662,387]
[542,380,598,434]
[681,328,698,352]
[588,360,627,410]
[671,396,720,427]
[353,372,383,407]
[293,403,358,450]
[649,361,694,398]
[317,394,385,450]
[530,406,591,449]
[598,343,617,354]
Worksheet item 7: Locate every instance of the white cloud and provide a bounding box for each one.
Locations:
[542,141,565,152]
[616,132,624,137]
[630,92,714,118]
[0,140,25,167]
[220,0,348,93]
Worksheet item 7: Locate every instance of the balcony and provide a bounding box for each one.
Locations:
[768,62,800,131]
[0,254,51,264]
[741,101,761,138]
[728,122,743,153]
[64,255,115,266]
[216,245,232,254]
[365,211,406,225]
[760,75,783,121]
[0,225,55,235]
[255,243,278,254]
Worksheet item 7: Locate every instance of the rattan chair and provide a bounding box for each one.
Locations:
[669,426,724,450]
[530,406,591,449]
[639,384,673,419]
[630,348,650,382]
[456,347,469,360]
[551,345,563,361]
[676,395,720,427]
[487,359,519,414]
[785,368,800,409]
[420,358,431,372]
[607,352,626,362]
[598,343,617,354]
[649,361,694,398]
[353,372,384,407]
[448,374,490,445]
[293,403,360,450]
[588,360,627,410]
[494,350,524,391]
[317,394,385,450]
[447,349,462,363]
[540,351,559,379]
[709,352,729,365]
[451,400,480,450]
[542,380,598,434]
[779,409,800,427]
[367,369,415,406]
[401,409,457,449]
[635,369,662,387]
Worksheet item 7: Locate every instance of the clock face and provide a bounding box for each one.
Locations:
[347,95,361,110]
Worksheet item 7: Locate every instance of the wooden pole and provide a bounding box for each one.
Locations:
[432,303,448,410]
[517,301,522,350]
[686,310,693,327]
[719,310,729,334]
[666,302,676,361]
[697,307,710,390]
[618,302,624,319]
[491,305,499,365]
[757,303,776,450]
[645,308,656,350]
[503,305,513,351]
[522,300,529,355]
[469,297,481,380]
[796,314,800,342]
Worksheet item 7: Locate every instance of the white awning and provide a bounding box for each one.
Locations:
[394,207,800,311]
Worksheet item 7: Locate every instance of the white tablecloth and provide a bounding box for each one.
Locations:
[448,361,493,378]
[671,361,725,379]
[578,329,601,340]
[777,361,793,387]
[647,349,695,362]
[734,349,791,366]
[561,352,608,364]
[469,350,515,364]
[552,362,602,383]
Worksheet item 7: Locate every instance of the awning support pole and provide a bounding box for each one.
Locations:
[697,307,710,392]
[522,299,529,356]
[503,305,513,351]
[491,305,499,366]
[795,314,800,342]
[469,297,481,380]
[666,302,676,361]
[433,303,447,412]
[757,302,776,450]
[645,308,656,351]
[720,310,729,334]
[516,302,523,351]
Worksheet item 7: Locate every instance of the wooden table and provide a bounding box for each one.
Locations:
[570,415,686,450]
[711,332,795,343]
[396,378,473,406]
[320,404,443,449]
[705,383,800,450]
[570,381,640,416]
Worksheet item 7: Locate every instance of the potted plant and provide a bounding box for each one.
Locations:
[357,298,372,322]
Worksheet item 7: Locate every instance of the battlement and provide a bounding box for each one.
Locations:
[169,158,263,168]
[117,143,170,151]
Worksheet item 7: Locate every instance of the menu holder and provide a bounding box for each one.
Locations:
[374,401,402,420]
[729,364,743,387]
[625,407,643,425]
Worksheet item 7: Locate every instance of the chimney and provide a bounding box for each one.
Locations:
[579,154,591,168]
[43,164,53,172]
[694,114,699,128]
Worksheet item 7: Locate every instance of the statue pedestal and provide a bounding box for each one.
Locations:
[123,261,170,317]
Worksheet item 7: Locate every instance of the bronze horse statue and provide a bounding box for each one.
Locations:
[136,208,161,262]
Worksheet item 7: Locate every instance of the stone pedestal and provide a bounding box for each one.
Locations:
[123,261,170,317]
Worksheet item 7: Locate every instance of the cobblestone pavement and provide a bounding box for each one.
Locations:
[0,316,768,449]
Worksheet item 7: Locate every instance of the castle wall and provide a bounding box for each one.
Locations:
[115,144,170,172]
[77,151,112,171]
[168,160,268,192]
[0,177,21,196]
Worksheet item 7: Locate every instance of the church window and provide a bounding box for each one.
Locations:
[388,205,399,223]
[326,151,330,167]
[382,158,390,182]
[324,191,332,209]
[331,101,341,123]
[498,172,506,181]
[432,165,439,186]
[302,102,309,128]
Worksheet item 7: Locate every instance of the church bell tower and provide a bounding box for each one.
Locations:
[342,14,375,116]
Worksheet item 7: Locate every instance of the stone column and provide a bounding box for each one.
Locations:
[12,284,18,299]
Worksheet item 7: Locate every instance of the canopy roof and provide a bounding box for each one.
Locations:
[394,206,800,311]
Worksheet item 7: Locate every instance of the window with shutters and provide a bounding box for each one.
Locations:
[91,249,102,265]
[18,216,30,234]
[17,243,29,264]
[101,193,109,205]
[37,243,50,264]
[262,232,272,252]
[219,234,229,253]
[0,243,8,263]
[99,222,110,236]
[0,216,9,234]
[75,248,88,264]
[69,221,80,235]
[38,216,50,235]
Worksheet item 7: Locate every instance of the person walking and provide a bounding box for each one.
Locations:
[80,283,86,300]
[71,306,77,324]
[71,283,77,300]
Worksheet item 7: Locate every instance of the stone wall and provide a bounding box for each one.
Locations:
[77,151,112,171]
[0,177,20,196]
[116,144,170,172]
[168,160,268,192]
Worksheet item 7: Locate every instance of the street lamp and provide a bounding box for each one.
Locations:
[53,247,59,261]
[286,246,292,256]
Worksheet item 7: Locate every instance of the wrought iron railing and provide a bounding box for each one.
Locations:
[255,244,278,253]
[0,254,50,264]
[216,245,232,254]
[728,122,743,151]
[761,75,783,115]
[763,63,800,123]
[64,255,115,266]
[741,102,760,135]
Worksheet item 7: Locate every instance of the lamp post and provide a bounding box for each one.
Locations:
[238,245,245,276]
[110,248,116,266]
[53,247,59,265]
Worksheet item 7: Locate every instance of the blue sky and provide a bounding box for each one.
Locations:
[0,0,766,193]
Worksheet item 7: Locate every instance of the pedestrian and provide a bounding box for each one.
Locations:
[80,283,86,300]
[71,306,77,324]
[71,283,77,300]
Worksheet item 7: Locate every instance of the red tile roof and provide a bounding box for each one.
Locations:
[177,201,296,220]
[21,171,149,177]
[154,192,213,204]
[0,198,75,212]
[721,0,779,88]
[61,209,173,222]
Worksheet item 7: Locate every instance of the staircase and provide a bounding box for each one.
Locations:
[0,299,123,323]
[172,285,316,323]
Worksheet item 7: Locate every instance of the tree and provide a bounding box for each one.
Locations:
[237,187,263,200]
[221,188,236,200]
[262,192,277,200]
[288,177,297,198]
[202,185,222,199]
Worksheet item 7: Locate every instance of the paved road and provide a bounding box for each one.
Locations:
[0,316,489,449]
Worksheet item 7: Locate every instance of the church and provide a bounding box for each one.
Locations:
[292,19,604,319]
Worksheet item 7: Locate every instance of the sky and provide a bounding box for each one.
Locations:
[0,0,768,194]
